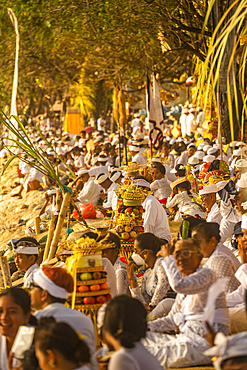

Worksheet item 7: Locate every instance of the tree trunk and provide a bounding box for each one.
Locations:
[212,0,242,142]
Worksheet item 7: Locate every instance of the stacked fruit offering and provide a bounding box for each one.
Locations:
[75,268,111,308]
[113,183,146,258]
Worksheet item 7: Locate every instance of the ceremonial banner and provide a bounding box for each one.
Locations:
[146,74,164,150]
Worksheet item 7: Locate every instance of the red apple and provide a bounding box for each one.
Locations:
[96,296,107,304]
[83,297,96,305]
[105,294,112,301]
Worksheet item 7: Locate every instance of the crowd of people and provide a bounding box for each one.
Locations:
[0,104,247,370]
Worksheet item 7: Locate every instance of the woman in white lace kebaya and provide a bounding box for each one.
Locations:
[127,233,170,311]
[142,239,229,368]
[166,178,196,222]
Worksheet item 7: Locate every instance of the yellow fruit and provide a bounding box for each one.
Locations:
[121,232,130,240]
[130,231,137,238]
[125,225,131,232]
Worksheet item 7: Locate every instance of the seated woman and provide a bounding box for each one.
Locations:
[150,162,172,205]
[102,295,163,370]
[0,287,36,370]
[166,177,196,222]
[34,317,91,370]
[101,232,131,295]
[127,233,171,312]
[142,238,229,369]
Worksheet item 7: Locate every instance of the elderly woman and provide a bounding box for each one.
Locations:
[142,238,229,368]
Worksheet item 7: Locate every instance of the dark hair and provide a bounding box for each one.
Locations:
[100,232,121,251]
[222,356,247,368]
[208,159,220,172]
[153,163,166,176]
[192,222,221,242]
[176,180,192,195]
[180,216,206,238]
[135,232,163,254]
[22,346,41,370]
[15,237,40,262]
[0,287,31,315]
[35,317,90,365]
[103,296,147,348]
[175,164,186,177]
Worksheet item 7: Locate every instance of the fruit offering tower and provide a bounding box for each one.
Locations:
[113,183,146,258]
[65,237,111,322]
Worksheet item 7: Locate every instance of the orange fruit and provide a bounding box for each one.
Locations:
[78,285,89,293]
[90,284,100,292]
[100,283,108,290]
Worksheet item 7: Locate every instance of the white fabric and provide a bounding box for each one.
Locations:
[95,173,108,184]
[88,165,109,178]
[133,126,145,140]
[142,195,171,241]
[143,257,229,368]
[166,191,195,222]
[34,303,97,370]
[179,113,188,137]
[13,245,39,255]
[242,214,247,229]
[33,269,69,299]
[199,184,218,195]
[203,244,241,294]
[114,257,131,295]
[109,342,163,370]
[102,257,117,297]
[150,178,171,200]
[74,155,84,169]
[207,202,222,224]
[97,117,106,132]
[130,256,170,307]
[110,171,121,183]
[23,263,40,288]
[235,263,247,289]
[133,180,150,188]
[132,152,147,165]
[177,151,188,166]
[0,334,22,370]
[78,177,101,207]
[186,113,197,135]
[103,182,119,210]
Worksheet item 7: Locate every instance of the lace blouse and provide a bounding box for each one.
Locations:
[150,178,172,200]
[130,257,170,307]
[166,191,194,222]
[114,258,131,295]
[148,256,227,333]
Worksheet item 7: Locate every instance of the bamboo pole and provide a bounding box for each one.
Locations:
[43,219,56,262]
[34,216,41,234]
[47,192,71,261]
[0,256,12,288]
[217,92,223,160]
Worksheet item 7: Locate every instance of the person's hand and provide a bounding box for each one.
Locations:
[97,356,108,370]
[8,352,23,370]
[238,236,247,264]
[126,261,136,281]
[204,321,216,348]
[157,239,177,258]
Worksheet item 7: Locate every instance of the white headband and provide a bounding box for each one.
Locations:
[12,239,39,255]
[242,214,247,230]
[95,173,109,184]
[33,269,69,299]
[129,145,140,152]
[110,171,121,182]
[199,184,218,195]
[98,157,108,162]
[133,180,150,188]
[47,189,57,196]
[77,168,88,176]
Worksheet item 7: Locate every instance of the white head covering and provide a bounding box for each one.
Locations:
[203,144,212,152]
[95,173,109,184]
[230,141,238,147]
[98,156,108,163]
[207,147,218,155]
[180,204,206,219]
[236,159,247,168]
[233,149,241,156]
[242,214,247,229]
[188,156,200,165]
[47,189,57,196]
[183,108,189,114]
[199,184,218,195]
[151,158,162,164]
[33,269,69,299]
[194,151,205,160]
[110,171,122,182]
[132,179,150,188]
[236,141,246,147]
[238,172,247,188]
[197,143,205,151]
[12,239,39,255]
[169,138,176,145]
[129,145,140,152]
[203,154,215,163]
[204,332,247,370]
[215,181,228,191]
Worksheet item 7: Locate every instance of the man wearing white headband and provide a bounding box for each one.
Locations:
[133,176,171,243]
[130,145,147,165]
[32,265,97,370]
[95,173,119,211]
[13,237,40,288]
[199,184,222,224]
[76,169,101,207]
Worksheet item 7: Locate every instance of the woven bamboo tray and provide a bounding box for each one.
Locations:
[75,289,110,297]
[76,278,107,285]
[77,266,105,273]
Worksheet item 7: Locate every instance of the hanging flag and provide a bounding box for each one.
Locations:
[146,74,164,150]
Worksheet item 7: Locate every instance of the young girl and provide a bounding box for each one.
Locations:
[166,178,196,222]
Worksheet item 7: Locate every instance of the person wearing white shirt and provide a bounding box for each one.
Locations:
[97,115,106,132]
[95,173,119,211]
[186,108,197,135]
[130,145,147,165]
[133,122,146,140]
[196,107,205,125]
[133,178,171,242]
[77,169,101,207]
[72,147,85,169]
[199,184,222,224]
[31,266,97,370]
[179,108,189,137]
[131,114,141,129]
